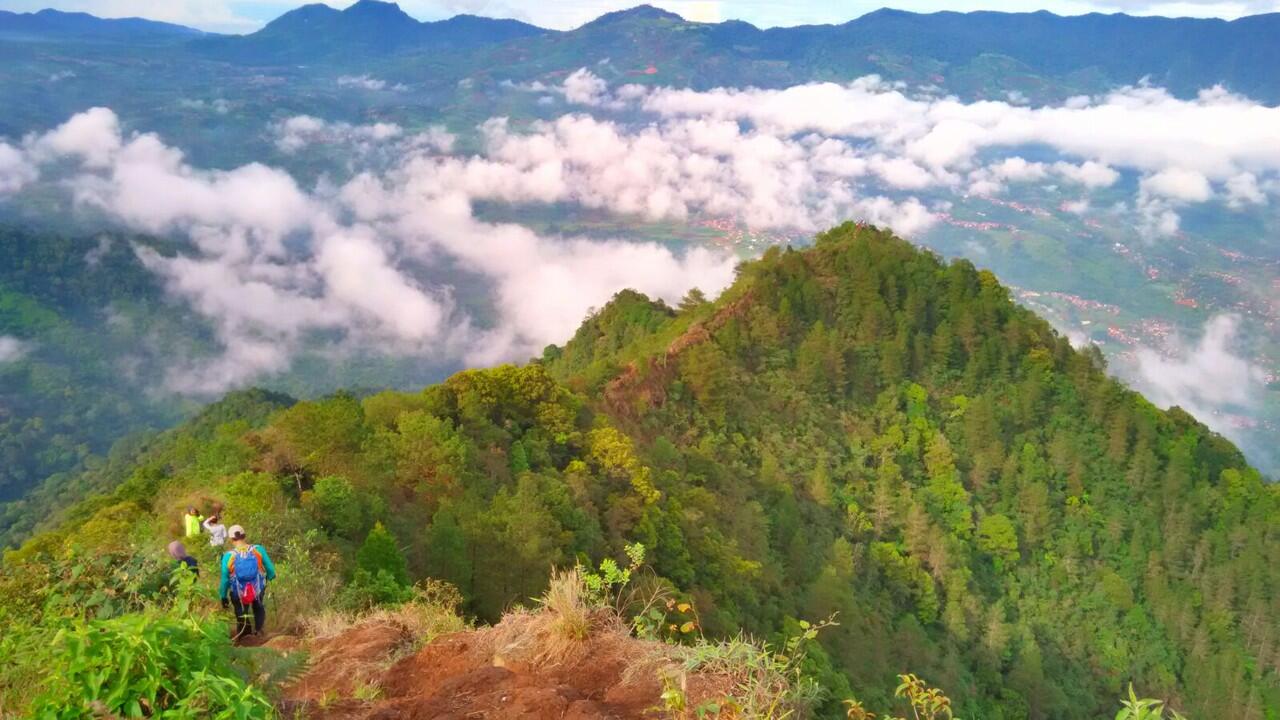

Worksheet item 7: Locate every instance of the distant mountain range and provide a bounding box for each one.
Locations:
[192,0,545,62]
[0,7,202,42]
[4,1,1280,100]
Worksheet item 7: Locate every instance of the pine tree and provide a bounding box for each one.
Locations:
[357,521,408,586]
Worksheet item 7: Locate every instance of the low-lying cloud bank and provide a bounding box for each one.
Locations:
[1,71,1276,425]
[1,108,738,394]
[560,71,1280,237]
[1130,315,1271,465]
[1134,315,1266,423]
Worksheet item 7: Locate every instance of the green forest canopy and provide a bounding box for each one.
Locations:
[2,223,1275,719]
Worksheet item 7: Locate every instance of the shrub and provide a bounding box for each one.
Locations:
[23,574,271,719]
[336,568,414,611]
[666,617,837,719]
[263,531,342,633]
[302,475,366,538]
[27,611,272,719]
[356,522,408,586]
[1116,684,1188,720]
[333,523,414,611]
[220,471,291,537]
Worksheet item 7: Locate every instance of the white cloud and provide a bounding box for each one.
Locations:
[1136,196,1183,237]
[0,143,38,194]
[460,112,936,233]
[1141,167,1213,202]
[337,75,406,92]
[1053,160,1120,188]
[29,106,122,168]
[314,228,448,343]
[179,98,232,114]
[70,133,314,241]
[9,107,739,393]
[1134,315,1266,435]
[870,155,936,189]
[563,68,611,106]
[1225,172,1266,207]
[990,157,1048,182]
[0,336,31,363]
[1061,198,1091,214]
[273,115,404,154]
[500,79,552,92]
[627,74,1280,206]
[8,75,1278,391]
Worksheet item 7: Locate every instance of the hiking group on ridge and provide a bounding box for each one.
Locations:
[172,504,277,642]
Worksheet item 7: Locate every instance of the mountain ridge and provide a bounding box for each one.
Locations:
[8,3,1280,99]
[191,0,547,63]
[0,7,203,42]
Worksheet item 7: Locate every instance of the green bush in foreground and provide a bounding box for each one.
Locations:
[29,611,272,719]
[16,573,272,719]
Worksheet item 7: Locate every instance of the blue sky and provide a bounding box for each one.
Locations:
[2,0,1277,33]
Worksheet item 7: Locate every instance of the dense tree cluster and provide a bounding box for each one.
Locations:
[0,227,196,510]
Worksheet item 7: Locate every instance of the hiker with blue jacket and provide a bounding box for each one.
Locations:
[218,524,277,640]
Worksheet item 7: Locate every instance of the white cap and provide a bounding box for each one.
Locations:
[228,525,245,539]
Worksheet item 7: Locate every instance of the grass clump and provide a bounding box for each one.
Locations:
[541,566,591,642]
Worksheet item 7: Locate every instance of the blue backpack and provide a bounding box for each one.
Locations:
[227,547,265,604]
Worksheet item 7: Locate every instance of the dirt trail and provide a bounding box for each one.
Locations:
[279,611,728,719]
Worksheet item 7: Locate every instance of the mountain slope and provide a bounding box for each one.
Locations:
[1,224,1274,718]
[0,227,205,505]
[544,223,1279,717]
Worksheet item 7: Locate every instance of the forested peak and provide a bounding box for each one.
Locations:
[259,2,341,30]
[543,288,677,385]
[188,387,296,429]
[582,5,686,28]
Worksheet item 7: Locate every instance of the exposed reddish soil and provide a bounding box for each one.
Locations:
[603,290,757,418]
[279,611,731,720]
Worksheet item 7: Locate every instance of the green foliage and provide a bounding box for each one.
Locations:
[672,616,839,719]
[11,572,272,719]
[1115,684,1188,720]
[340,521,414,610]
[974,513,1018,570]
[0,548,172,627]
[28,610,272,719]
[303,475,367,538]
[0,228,191,509]
[337,568,414,611]
[889,673,955,720]
[221,472,290,537]
[355,522,408,586]
[581,541,645,606]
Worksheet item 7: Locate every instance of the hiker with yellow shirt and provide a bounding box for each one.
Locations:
[182,506,203,538]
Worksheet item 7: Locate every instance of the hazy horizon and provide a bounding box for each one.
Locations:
[2,0,1277,34]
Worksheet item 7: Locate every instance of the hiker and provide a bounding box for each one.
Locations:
[202,514,228,547]
[183,506,204,539]
[218,525,276,640]
[167,540,199,577]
